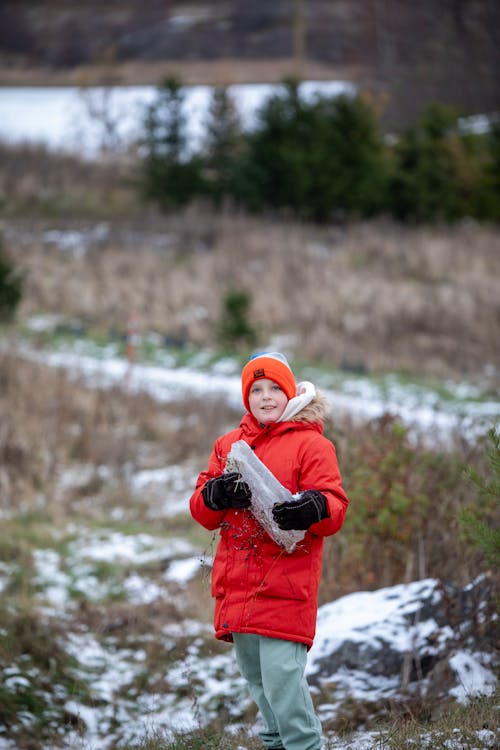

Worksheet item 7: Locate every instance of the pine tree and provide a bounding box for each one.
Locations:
[139,76,203,208]
[459,428,500,568]
[203,86,243,207]
[234,81,389,221]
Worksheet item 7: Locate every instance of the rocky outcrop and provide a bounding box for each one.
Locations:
[306,575,497,714]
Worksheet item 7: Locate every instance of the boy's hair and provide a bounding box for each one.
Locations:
[241,352,296,412]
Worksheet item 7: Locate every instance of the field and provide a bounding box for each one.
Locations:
[0,140,499,749]
[4,203,500,391]
[2,141,500,390]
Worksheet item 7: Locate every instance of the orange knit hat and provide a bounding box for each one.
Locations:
[241,352,296,412]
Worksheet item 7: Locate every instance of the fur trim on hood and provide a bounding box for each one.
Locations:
[288,389,330,424]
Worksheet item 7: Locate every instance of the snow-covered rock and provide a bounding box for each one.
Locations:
[307,575,497,712]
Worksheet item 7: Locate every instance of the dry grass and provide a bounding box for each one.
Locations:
[0,344,492,592]
[0,344,239,515]
[0,342,497,748]
[1,138,497,749]
[1,133,499,389]
[0,142,138,218]
[4,208,500,389]
[0,58,363,88]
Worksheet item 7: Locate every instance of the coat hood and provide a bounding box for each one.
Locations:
[287,389,330,424]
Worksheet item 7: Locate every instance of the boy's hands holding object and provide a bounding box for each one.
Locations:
[202,472,252,510]
[272,490,329,530]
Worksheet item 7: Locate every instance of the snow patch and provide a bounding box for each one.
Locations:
[449,650,497,703]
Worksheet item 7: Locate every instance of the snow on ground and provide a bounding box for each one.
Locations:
[449,651,498,703]
[3,335,498,748]
[33,529,199,613]
[0,81,355,157]
[130,463,199,517]
[2,71,498,749]
[307,579,497,711]
[26,430,497,750]
[16,337,500,447]
[30,540,498,748]
[309,579,445,666]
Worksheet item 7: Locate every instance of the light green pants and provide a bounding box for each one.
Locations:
[233,633,323,750]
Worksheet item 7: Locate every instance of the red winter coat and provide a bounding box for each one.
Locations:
[189,393,349,648]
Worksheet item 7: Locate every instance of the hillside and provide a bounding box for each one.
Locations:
[1,0,500,128]
[0,88,499,747]
[4,210,500,393]
[0,336,497,748]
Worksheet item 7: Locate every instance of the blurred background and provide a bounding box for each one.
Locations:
[0,3,499,750]
[1,0,500,126]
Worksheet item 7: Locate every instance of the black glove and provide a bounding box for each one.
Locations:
[272,490,329,530]
[202,472,252,511]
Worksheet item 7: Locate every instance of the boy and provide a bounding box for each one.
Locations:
[190,352,349,750]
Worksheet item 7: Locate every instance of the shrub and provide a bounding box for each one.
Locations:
[321,414,477,595]
[458,427,500,570]
[0,238,23,322]
[216,289,257,350]
[476,121,500,220]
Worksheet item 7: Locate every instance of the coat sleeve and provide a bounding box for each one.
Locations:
[299,434,349,537]
[189,438,227,530]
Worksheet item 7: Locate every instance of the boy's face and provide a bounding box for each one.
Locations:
[248,378,288,424]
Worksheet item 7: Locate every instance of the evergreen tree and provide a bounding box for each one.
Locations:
[310,93,391,219]
[459,428,500,570]
[389,102,473,221]
[203,86,243,207]
[234,81,389,221]
[139,77,203,208]
[480,121,500,220]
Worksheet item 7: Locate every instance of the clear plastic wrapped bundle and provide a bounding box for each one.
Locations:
[225,440,305,553]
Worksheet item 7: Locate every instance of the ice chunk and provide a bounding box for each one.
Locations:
[226,440,305,553]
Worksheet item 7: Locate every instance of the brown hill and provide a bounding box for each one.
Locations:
[1,1,499,128]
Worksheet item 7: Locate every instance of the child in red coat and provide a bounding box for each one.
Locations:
[190,352,349,750]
